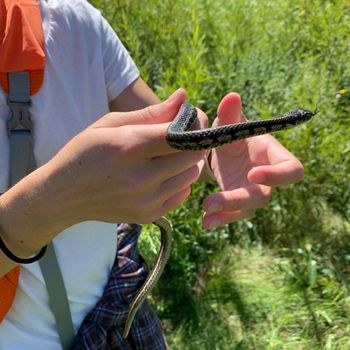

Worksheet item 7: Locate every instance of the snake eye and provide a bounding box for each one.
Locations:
[297,108,316,120]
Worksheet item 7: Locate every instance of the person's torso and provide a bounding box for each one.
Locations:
[0,0,139,348]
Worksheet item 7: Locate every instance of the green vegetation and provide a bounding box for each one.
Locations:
[91,1,350,348]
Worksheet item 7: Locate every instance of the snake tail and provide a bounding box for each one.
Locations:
[123,217,172,339]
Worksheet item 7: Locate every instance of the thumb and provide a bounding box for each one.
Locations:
[213,92,245,127]
[93,88,187,128]
[139,87,187,124]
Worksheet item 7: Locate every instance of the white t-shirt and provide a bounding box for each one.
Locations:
[0,1,139,349]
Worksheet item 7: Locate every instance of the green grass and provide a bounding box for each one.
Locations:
[91,0,350,348]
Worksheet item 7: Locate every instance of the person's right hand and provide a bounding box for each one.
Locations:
[44,88,206,225]
[0,89,207,272]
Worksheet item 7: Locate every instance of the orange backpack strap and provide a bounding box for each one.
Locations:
[0,0,45,94]
[0,0,45,322]
[0,267,20,321]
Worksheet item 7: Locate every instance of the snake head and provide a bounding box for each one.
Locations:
[295,108,317,122]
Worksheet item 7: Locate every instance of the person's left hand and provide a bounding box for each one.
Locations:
[202,92,304,229]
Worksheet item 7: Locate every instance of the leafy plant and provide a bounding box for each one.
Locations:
[90,0,350,348]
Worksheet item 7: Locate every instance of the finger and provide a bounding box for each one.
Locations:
[93,88,187,128]
[213,92,245,127]
[135,166,198,219]
[197,108,209,129]
[157,165,201,202]
[110,112,208,158]
[203,185,272,214]
[203,209,256,230]
[257,134,303,165]
[151,149,205,179]
[248,160,304,187]
[161,187,192,213]
[97,122,181,157]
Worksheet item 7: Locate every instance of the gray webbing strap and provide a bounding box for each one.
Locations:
[7,72,75,350]
[7,71,35,184]
[38,245,76,350]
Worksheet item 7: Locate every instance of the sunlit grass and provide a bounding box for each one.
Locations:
[90,0,350,348]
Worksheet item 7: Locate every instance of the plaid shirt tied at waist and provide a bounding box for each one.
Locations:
[72,223,168,350]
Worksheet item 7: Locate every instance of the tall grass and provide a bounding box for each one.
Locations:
[91,0,350,348]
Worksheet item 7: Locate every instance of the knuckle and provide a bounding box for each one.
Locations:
[116,132,141,157]
[139,105,155,122]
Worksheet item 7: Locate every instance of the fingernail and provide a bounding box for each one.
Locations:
[208,218,221,230]
[206,202,224,214]
[165,88,182,104]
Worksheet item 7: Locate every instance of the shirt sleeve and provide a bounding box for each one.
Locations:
[99,16,140,102]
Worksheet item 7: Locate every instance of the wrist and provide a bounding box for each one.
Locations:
[0,228,47,264]
[0,220,34,260]
[0,164,72,256]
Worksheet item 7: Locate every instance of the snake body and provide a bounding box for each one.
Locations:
[123,103,316,338]
[123,217,172,338]
[166,103,315,150]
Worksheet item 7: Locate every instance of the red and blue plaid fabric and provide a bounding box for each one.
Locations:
[72,223,168,350]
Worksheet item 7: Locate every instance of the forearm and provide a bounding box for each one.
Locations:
[0,164,74,277]
[109,77,161,112]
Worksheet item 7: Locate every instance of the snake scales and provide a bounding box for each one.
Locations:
[123,103,316,338]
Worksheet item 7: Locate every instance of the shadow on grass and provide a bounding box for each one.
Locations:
[156,258,262,349]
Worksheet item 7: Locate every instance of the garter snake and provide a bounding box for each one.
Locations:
[123,103,316,338]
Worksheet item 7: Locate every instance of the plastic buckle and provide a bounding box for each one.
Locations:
[7,71,33,133]
[7,99,33,132]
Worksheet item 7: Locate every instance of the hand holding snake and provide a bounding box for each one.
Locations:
[123,90,315,337]
[203,92,305,229]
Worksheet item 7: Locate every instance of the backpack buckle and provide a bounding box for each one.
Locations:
[7,100,32,131]
[6,71,33,133]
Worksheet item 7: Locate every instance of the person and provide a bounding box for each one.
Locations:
[0,0,304,349]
